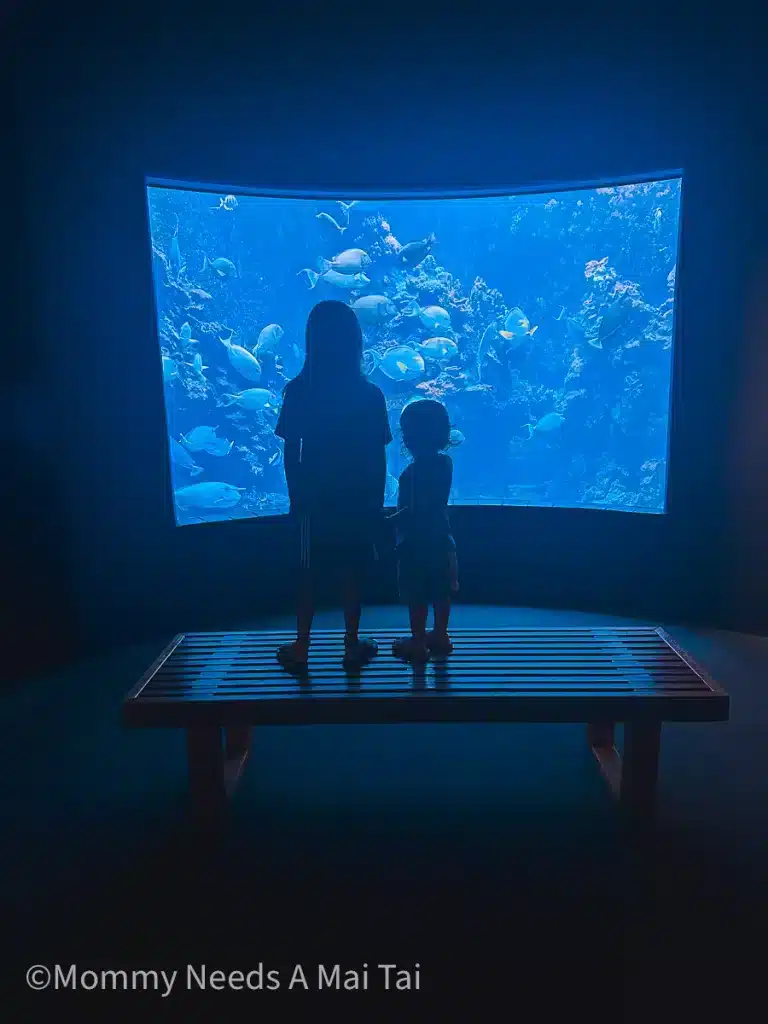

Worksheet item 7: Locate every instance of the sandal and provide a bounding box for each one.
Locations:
[426,631,454,656]
[392,636,430,663]
[277,640,309,673]
[342,636,379,670]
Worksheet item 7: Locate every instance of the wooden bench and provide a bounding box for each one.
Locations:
[122,626,729,832]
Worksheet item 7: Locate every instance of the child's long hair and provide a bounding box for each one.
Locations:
[400,399,452,458]
[293,299,365,391]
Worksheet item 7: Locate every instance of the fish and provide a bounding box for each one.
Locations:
[181,427,233,456]
[397,233,436,267]
[337,200,358,214]
[169,215,184,279]
[477,322,501,381]
[499,307,538,348]
[185,352,209,381]
[521,412,565,439]
[405,301,452,332]
[170,437,203,476]
[568,318,588,343]
[350,295,396,325]
[219,333,262,382]
[188,287,212,301]
[556,307,592,347]
[178,322,197,345]
[366,345,425,382]
[402,394,428,410]
[211,194,238,211]
[253,323,284,356]
[417,337,459,361]
[181,425,219,451]
[162,356,179,384]
[320,248,371,274]
[204,437,235,456]
[221,388,277,412]
[449,429,465,445]
[175,481,245,510]
[201,254,237,277]
[385,473,398,502]
[597,298,630,347]
[315,211,347,234]
[299,267,370,290]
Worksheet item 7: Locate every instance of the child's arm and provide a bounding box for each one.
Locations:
[437,455,453,506]
[388,465,412,522]
[283,439,303,510]
[274,385,304,512]
[373,444,387,510]
[373,385,391,510]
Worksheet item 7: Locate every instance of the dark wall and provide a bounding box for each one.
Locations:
[4,2,764,676]
[728,248,768,631]
[3,34,80,682]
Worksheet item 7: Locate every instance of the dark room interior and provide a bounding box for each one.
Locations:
[3,1,766,1018]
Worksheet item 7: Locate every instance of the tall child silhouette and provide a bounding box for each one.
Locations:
[275,300,392,671]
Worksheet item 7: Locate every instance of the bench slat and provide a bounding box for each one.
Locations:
[122,627,728,727]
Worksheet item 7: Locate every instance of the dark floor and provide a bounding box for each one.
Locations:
[2,605,766,1019]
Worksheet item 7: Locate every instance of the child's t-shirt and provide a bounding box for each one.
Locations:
[396,453,455,551]
[275,375,392,534]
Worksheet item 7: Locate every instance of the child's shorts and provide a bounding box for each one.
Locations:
[397,542,455,605]
[295,514,377,580]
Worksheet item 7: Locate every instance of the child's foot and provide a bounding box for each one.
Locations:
[277,639,309,673]
[392,636,430,663]
[426,630,453,656]
[342,636,378,670]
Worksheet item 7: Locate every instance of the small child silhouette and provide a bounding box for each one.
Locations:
[390,399,459,662]
[274,300,392,672]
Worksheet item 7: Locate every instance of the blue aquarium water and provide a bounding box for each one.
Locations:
[146,178,680,526]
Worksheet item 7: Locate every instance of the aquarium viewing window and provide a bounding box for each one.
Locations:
[146,175,681,526]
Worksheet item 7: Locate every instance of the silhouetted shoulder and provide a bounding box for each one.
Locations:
[274,378,306,441]
[434,454,453,494]
[428,453,453,486]
[359,379,392,444]
[359,378,387,404]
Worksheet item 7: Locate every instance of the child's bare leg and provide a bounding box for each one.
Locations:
[341,561,378,667]
[427,595,454,656]
[341,569,361,641]
[409,604,429,640]
[393,603,429,662]
[278,571,313,668]
[433,600,451,636]
[296,571,314,648]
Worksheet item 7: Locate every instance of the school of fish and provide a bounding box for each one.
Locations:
[150,181,679,521]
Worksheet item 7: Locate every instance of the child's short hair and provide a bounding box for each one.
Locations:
[400,398,452,457]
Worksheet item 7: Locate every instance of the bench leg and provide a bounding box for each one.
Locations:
[620,721,661,836]
[587,721,622,795]
[588,720,662,837]
[186,726,227,825]
[224,726,252,794]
